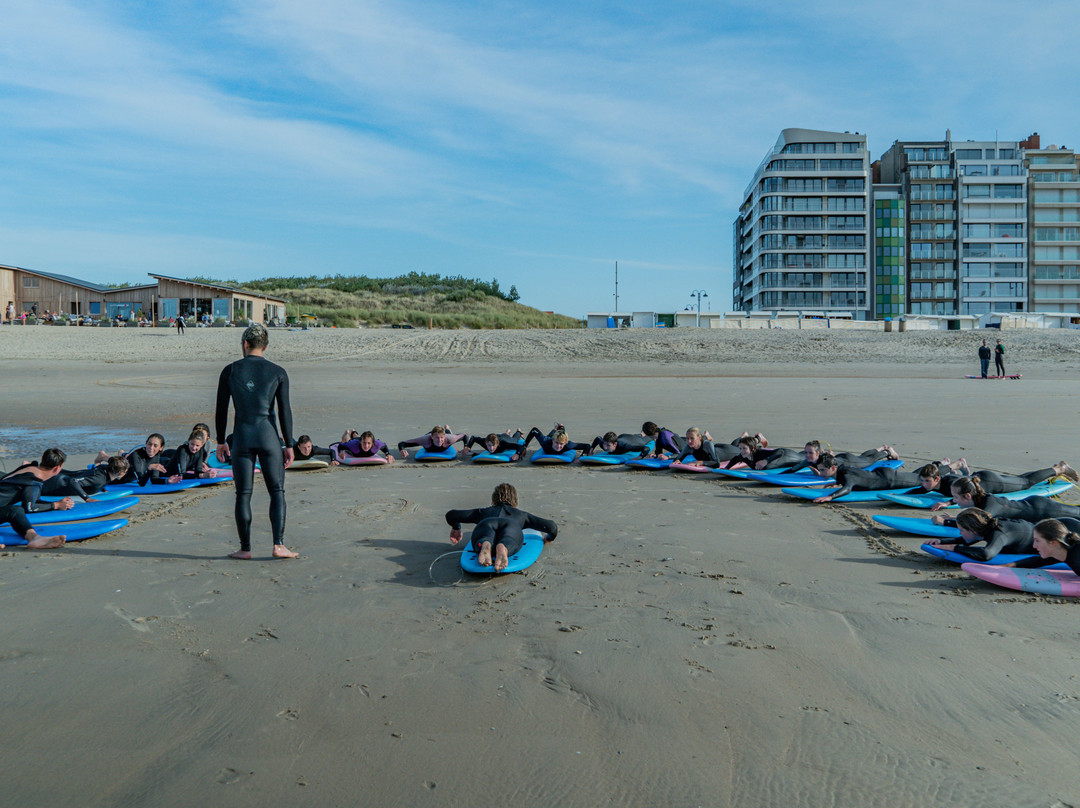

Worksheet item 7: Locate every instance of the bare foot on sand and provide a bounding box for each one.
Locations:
[477,542,493,567]
[493,543,510,572]
[26,531,65,549]
[273,545,299,559]
[228,550,252,560]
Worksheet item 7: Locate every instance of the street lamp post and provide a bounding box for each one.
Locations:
[690,290,708,326]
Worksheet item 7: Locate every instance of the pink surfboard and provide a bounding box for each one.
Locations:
[961,562,1080,597]
[332,447,390,466]
[669,461,714,473]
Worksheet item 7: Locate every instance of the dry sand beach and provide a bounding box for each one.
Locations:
[3,326,1080,807]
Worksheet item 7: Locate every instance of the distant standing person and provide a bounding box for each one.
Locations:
[5,301,13,323]
[215,323,297,559]
[176,314,186,335]
[995,340,1006,377]
[978,339,991,378]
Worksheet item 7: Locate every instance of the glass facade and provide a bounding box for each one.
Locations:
[874,197,905,319]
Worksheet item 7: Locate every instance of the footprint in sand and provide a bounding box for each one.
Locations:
[277,708,300,720]
[216,768,253,785]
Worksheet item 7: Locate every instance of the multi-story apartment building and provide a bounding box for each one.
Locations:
[733,129,871,317]
[877,138,959,315]
[1027,143,1080,312]
[955,140,1027,316]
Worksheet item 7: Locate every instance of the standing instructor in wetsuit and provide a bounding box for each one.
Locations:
[215,324,298,559]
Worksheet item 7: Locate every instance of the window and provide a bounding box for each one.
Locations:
[964,185,991,198]
[842,142,862,153]
[964,224,991,238]
[904,148,925,161]
[830,291,857,306]
[784,291,822,306]
[827,216,865,230]
[828,235,865,248]
[955,148,982,159]
[963,283,991,297]
[993,184,1023,199]
[827,178,865,191]
[820,159,863,171]
[22,276,39,288]
[827,197,864,211]
[928,148,948,161]
[964,263,992,278]
[993,282,1025,296]
[826,254,865,268]
[768,159,816,171]
[998,149,1015,159]
[993,223,1024,238]
[960,164,988,176]
[782,142,836,154]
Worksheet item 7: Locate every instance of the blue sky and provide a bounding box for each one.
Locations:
[3,0,1078,317]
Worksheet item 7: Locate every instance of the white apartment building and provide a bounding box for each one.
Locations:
[1027,145,1080,313]
[733,129,871,318]
[955,141,1027,315]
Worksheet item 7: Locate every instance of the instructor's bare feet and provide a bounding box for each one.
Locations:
[477,541,493,567]
[26,531,65,550]
[493,544,509,572]
[228,550,252,560]
[273,545,299,559]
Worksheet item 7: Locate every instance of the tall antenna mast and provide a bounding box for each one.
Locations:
[614,261,619,311]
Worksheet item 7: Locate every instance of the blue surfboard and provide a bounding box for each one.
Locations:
[920,543,1067,569]
[748,459,903,487]
[880,479,1076,510]
[460,529,545,574]
[415,446,458,462]
[26,497,139,526]
[710,467,755,478]
[626,457,675,470]
[42,489,133,502]
[872,515,960,539]
[781,486,915,503]
[107,479,204,495]
[580,451,641,466]
[472,447,522,464]
[1,517,129,545]
[530,448,576,465]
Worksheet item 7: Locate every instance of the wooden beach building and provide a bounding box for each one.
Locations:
[0,264,287,324]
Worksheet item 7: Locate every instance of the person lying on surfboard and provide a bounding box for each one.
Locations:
[334,430,393,462]
[41,455,129,501]
[810,453,924,503]
[462,430,526,460]
[673,428,719,467]
[924,508,1035,561]
[909,459,1076,499]
[397,426,467,459]
[785,441,899,475]
[1009,518,1080,575]
[445,483,558,573]
[522,425,590,459]
[292,435,338,465]
[720,435,802,472]
[587,430,653,457]
[930,477,1080,526]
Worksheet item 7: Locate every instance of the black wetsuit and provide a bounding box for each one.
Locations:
[951,518,1035,562]
[939,495,1080,528]
[722,447,802,471]
[968,468,1056,494]
[676,441,718,466]
[1015,536,1080,576]
[118,447,169,486]
[215,354,294,551]
[994,343,1005,376]
[444,503,558,556]
[168,444,212,478]
[465,431,525,456]
[787,448,887,475]
[0,471,60,538]
[589,434,652,456]
[523,428,590,455]
[653,428,686,457]
[294,444,334,461]
[827,465,923,499]
[41,467,109,501]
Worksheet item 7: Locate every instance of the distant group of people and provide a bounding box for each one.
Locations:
[978,339,1006,378]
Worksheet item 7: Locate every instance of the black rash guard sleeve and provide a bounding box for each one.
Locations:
[1014,543,1080,575]
[953,520,1035,561]
[215,364,232,446]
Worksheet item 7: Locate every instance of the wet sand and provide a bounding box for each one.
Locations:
[2,327,1079,807]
